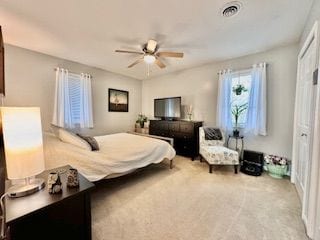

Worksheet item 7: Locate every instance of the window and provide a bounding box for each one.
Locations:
[52,68,93,129]
[230,71,252,127]
[68,74,81,125]
[216,63,267,135]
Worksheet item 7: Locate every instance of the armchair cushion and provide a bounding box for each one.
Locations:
[200,146,239,165]
[203,127,223,140]
[199,127,224,147]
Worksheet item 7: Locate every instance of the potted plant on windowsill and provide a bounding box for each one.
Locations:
[232,84,248,96]
[231,103,248,137]
[264,155,288,179]
[136,114,148,128]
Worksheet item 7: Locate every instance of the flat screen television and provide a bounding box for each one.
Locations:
[154,97,181,120]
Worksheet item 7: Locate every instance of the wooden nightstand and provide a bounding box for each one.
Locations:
[5,165,95,240]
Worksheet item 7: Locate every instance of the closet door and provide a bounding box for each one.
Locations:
[0,26,4,96]
[293,22,319,238]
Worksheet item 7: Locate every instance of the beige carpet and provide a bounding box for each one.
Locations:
[91,156,308,240]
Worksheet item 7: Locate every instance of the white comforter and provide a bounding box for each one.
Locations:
[44,132,176,181]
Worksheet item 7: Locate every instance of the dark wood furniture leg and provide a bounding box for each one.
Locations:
[170,159,173,169]
[209,165,213,174]
[234,165,238,174]
[84,193,92,240]
[200,155,203,162]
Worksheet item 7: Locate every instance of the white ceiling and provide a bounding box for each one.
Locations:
[0,0,314,80]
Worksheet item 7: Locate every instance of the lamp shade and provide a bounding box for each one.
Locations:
[1,107,45,180]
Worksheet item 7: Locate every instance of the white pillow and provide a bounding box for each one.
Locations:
[58,128,91,151]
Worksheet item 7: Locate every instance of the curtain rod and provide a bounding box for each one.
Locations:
[54,68,92,78]
[217,63,267,75]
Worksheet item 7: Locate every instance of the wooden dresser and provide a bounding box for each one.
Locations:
[149,120,203,160]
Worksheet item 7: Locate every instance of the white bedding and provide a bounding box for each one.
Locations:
[44,132,176,181]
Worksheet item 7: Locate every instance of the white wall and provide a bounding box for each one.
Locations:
[142,44,299,158]
[300,0,320,45]
[4,44,142,136]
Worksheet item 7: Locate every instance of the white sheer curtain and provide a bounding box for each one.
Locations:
[79,73,93,128]
[52,68,72,128]
[52,68,93,129]
[216,69,233,132]
[245,63,267,136]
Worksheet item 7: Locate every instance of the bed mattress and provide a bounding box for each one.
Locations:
[44,132,176,181]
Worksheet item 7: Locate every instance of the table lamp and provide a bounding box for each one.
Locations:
[1,107,45,197]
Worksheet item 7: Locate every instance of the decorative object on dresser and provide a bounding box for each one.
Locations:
[0,26,4,96]
[108,88,129,112]
[47,172,62,194]
[1,107,45,198]
[199,127,239,173]
[5,165,95,240]
[67,168,79,188]
[136,114,148,128]
[135,114,149,134]
[186,105,193,121]
[149,120,202,160]
[240,150,264,176]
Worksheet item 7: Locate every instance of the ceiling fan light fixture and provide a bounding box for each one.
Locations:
[144,55,156,64]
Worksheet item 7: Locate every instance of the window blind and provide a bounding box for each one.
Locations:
[68,74,81,124]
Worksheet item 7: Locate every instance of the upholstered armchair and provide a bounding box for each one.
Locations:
[199,127,239,174]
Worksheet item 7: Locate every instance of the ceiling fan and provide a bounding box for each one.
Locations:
[115,39,184,69]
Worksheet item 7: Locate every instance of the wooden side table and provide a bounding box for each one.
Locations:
[227,135,244,160]
[5,165,95,240]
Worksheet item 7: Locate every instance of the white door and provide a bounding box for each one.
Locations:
[295,32,318,234]
[315,181,320,240]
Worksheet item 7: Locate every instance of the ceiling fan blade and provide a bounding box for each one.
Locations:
[146,39,158,53]
[115,50,144,54]
[155,58,166,69]
[128,57,143,68]
[156,52,184,58]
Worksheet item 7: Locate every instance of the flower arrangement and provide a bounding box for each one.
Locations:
[232,84,248,95]
[264,154,288,179]
[264,155,288,166]
[136,114,148,128]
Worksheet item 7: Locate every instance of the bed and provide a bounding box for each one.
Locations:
[43,132,176,182]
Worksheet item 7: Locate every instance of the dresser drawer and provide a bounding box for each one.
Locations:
[180,123,194,134]
[150,129,168,137]
[175,140,195,156]
[168,122,180,132]
[175,132,193,139]
[150,121,169,131]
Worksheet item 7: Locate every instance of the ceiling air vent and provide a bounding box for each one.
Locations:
[221,1,242,17]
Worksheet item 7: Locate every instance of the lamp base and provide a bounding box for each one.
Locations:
[8,178,45,198]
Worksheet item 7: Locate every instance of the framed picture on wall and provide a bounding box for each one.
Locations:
[108,88,129,112]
